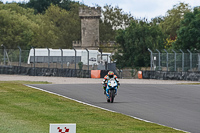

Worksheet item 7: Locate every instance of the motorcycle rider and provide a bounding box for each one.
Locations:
[102,71,120,94]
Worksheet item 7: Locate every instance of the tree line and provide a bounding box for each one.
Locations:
[0,0,199,68]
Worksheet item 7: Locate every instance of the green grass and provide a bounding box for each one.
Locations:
[0,81,184,133]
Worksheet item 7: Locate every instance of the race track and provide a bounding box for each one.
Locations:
[29,83,200,133]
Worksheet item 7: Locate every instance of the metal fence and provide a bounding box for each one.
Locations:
[0,47,87,70]
[148,48,200,72]
[2,47,199,80]
[0,48,30,67]
[0,47,117,78]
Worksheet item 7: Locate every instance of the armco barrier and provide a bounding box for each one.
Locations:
[142,71,200,81]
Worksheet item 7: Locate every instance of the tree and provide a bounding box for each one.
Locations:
[58,0,76,11]
[0,3,39,49]
[99,19,115,42]
[24,0,78,14]
[174,7,200,50]
[160,2,191,40]
[114,20,165,69]
[151,16,164,25]
[99,5,134,50]
[26,0,60,13]
[102,5,134,30]
[34,4,80,48]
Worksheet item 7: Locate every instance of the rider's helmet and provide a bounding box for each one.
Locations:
[108,71,114,78]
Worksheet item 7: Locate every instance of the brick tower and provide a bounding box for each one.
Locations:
[73,7,101,49]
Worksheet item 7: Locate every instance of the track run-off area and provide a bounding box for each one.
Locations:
[28,83,200,133]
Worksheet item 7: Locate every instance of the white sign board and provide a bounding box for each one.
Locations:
[50,124,76,133]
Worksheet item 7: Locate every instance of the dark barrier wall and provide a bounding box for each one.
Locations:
[2,66,199,81]
[0,66,110,78]
[0,66,91,78]
[142,71,200,81]
[100,70,109,78]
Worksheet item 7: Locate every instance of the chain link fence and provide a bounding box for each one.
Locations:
[0,48,90,69]
[148,49,200,72]
[0,48,28,67]
[144,49,200,81]
[1,47,199,80]
[0,48,78,69]
[0,47,117,78]
[0,48,88,77]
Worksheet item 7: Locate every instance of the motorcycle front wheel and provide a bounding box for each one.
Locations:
[110,90,115,103]
[107,98,110,103]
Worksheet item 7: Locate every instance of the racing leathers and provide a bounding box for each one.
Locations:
[102,74,120,94]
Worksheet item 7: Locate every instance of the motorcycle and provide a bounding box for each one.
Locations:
[106,78,118,103]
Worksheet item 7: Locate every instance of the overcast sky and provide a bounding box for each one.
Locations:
[2,0,200,20]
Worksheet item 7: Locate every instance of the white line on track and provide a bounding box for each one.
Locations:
[26,85,190,133]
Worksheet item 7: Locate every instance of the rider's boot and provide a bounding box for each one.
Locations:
[104,87,106,94]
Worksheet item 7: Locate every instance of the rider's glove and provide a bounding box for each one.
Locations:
[118,83,120,86]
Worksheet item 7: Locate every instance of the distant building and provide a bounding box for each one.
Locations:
[28,48,111,65]
[73,6,101,49]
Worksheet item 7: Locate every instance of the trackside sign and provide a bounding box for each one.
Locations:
[49,124,76,133]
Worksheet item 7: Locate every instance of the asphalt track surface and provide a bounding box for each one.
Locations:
[29,83,200,133]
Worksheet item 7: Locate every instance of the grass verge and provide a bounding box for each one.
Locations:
[0,81,184,133]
